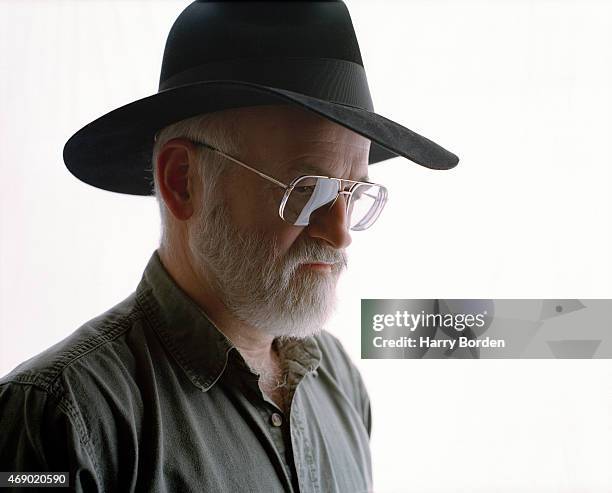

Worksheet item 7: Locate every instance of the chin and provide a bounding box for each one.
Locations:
[243,288,337,340]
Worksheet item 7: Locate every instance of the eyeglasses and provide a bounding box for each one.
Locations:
[190,139,388,231]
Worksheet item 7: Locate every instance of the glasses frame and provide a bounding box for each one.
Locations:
[190,139,388,230]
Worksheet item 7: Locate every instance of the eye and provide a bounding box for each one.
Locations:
[294,185,315,195]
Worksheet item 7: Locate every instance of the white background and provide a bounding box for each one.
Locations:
[1,1,611,492]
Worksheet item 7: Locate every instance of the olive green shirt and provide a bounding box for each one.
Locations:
[0,251,373,492]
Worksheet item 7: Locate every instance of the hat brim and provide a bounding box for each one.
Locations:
[63,80,459,195]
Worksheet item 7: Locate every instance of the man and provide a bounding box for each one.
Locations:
[0,1,457,491]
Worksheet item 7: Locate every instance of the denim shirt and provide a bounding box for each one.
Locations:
[0,251,373,492]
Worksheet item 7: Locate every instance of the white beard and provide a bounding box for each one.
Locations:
[187,197,347,339]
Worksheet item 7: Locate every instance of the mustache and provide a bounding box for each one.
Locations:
[281,239,348,272]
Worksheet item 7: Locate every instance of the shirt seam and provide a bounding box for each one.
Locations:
[9,311,142,393]
[50,381,103,486]
[0,303,144,486]
[51,320,136,386]
[0,380,103,486]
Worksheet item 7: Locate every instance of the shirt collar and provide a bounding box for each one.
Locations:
[135,250,321,392]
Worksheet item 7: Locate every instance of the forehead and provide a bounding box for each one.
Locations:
[221,104,371,180]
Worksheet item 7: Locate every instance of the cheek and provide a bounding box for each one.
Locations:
[225,179,303,247]
[224,177,276,229]
[267,223,305,260]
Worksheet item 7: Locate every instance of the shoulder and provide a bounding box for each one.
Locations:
[0,292,143,390]
[0,291,152,483]
[0,291,150,433]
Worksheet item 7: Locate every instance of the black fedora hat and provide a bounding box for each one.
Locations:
[63,0,459,196]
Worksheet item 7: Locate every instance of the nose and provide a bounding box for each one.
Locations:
[306,194,352,249]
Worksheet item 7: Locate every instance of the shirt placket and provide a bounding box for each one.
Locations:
[225,345,321,493]
[221,355,298,492]
[288,371,321,493]
[281,343,322,493]
[255,396,300,492]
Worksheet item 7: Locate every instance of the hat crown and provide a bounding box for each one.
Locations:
[160,1,365,88]
[63,0,458,198]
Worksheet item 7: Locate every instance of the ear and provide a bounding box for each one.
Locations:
[156,138,200,221]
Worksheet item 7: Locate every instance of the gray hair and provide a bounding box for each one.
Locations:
[149,112,242,250]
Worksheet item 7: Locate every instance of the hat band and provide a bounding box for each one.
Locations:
[158,57,374,111]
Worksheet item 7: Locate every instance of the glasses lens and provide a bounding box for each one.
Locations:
[282,177,339,226]
[348,183,387,231]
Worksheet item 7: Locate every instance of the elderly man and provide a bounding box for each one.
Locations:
[0,1,457,492]
[154,103,373,411]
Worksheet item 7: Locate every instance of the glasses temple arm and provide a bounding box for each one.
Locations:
[193,141,288,188]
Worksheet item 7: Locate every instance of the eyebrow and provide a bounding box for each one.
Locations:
[287,161,369,182]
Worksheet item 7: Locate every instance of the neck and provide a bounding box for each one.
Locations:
[157,242,277,373]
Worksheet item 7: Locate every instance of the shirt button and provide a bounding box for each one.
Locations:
[270,412,283,427]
